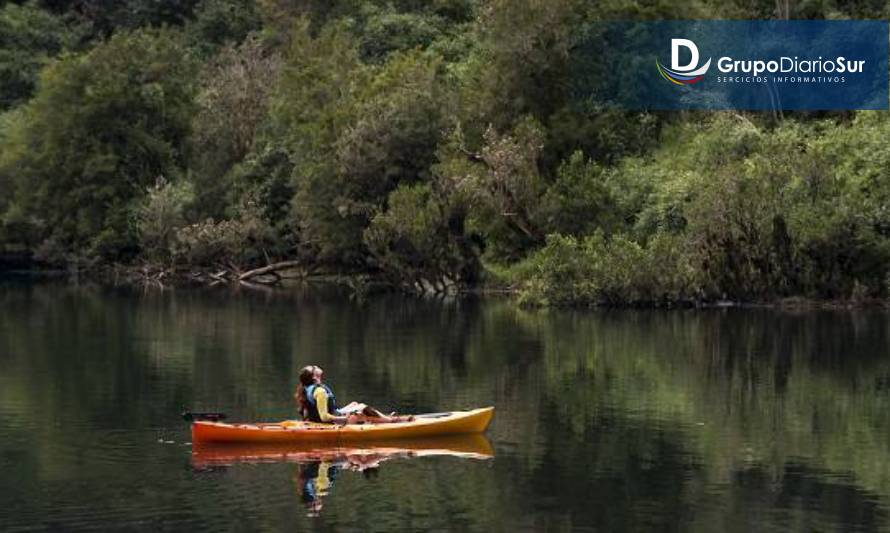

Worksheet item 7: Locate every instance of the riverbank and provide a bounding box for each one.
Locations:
[3,262,887,311]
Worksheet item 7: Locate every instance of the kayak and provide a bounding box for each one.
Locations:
[191,434,494,468]
[190,407,494,444]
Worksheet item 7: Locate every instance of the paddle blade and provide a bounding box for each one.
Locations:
[182,410,227,422]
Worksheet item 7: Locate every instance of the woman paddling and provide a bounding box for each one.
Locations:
[294,365,412,424]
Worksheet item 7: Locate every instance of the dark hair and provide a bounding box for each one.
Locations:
[294,365,316,420]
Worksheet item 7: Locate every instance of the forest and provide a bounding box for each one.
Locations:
[1,0,889,305]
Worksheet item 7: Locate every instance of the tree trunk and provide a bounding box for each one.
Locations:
[238,260,303,282]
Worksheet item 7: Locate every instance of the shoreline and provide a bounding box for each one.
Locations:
[2,266,887,311]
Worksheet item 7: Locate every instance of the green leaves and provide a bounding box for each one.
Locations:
[516,231,694,306]
[365,183,479,291]
[0,2,73,110]
[190,35,282,217]
[0,0,888,301]
[0,29,197,261]
[277,21,447,266]
[133,177,195,261]
[358,5,447,62]
[188,0,262,55]
[537,151,618,237]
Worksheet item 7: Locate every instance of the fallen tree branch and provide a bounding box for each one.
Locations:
[208,270,228,282]
[238,260,303,282]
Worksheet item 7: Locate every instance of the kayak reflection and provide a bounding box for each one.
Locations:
[190,433,494,466]
[191,434,494,517]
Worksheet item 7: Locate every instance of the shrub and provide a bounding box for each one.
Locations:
[133,177,195,261]
[173,194,272,267]
[364,183,479,291]
[517,231,698,306]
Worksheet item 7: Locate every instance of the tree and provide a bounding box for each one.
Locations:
[536,151,621,237]
[0,29,197,261]
[133,177,194,261]
[441,116,547,261]
[271,18,367,265]
[37,0,200,37]
[0,2,73,109]
[187,0,262,55]
[365,183,480,292]
[190,34,282,217]
[275,19,446,266]
[173,193,274,269]
[357,4,447,63]
[458,0,582,133]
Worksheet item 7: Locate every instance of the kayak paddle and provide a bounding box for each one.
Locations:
[182,410,227,422]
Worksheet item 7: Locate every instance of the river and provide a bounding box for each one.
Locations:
[1,281,888,531]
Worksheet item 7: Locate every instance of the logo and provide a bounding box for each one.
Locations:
[657,38,712,85]
[584,21,887,109]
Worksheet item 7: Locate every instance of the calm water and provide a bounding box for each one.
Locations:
[1,281,889,531]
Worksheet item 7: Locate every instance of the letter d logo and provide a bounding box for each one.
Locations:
[657,38,711,85]
[672,39,700,71]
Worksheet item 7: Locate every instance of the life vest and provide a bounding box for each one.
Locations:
[305,383,338,423]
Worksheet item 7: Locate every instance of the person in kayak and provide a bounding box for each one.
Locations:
[294,365,348,423]
[294,365,412,424]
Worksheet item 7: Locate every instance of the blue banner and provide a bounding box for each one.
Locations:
[570,21,889,110]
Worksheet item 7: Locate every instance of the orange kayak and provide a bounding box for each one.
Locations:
[191,434,494,468]
[190,407,494,444]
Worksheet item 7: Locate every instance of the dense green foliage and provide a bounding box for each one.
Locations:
[0,2,74,109]
[0,0,888,302]
[517,115,890,304]
[0,29,196,261]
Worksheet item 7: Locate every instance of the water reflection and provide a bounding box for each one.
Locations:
[191,435,494,517]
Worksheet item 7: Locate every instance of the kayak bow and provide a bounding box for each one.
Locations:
[190,407,494,444]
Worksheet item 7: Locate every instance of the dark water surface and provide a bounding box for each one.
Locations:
[1,281,889,531]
